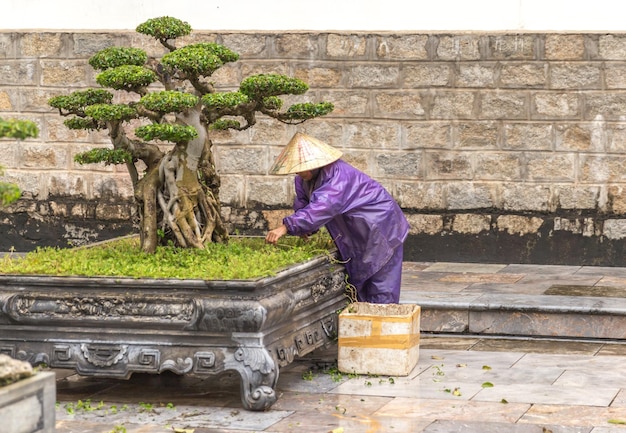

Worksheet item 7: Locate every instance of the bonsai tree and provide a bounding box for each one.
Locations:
[0,118,39,206]
[49,16,333,253]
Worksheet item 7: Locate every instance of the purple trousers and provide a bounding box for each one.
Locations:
[354,246,403,304]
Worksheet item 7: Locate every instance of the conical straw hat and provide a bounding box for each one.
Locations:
[270,132,343,175]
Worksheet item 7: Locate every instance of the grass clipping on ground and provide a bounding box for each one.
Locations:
[0,233,336,280]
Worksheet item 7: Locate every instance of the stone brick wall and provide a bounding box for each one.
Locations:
[2,30,626,264]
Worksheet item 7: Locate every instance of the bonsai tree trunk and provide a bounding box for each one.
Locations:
[133,107,227,253]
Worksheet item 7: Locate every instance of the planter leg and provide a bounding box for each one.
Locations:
[230,345,278,411]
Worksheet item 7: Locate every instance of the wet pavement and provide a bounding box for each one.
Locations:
[51,261,626,432]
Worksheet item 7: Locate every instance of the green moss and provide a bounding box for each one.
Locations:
[0,234,335,280]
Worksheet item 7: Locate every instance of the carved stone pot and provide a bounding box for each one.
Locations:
[0,254,346,411]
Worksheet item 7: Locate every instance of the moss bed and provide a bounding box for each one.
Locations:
[0,233,335,280]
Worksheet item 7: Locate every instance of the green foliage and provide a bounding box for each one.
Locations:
[136,16,192,41]
[74,148,133,166]
[285,102,334,119]
[84,104,137,122]
[262,96,283,110]
[135,123,198,143]
[0,118,38,206]
[49,89,113,112]
[0,117,39,140]
[162,43,238,77]
[89,47,148,71]
[64,117,100,131]
[201,91,249,110]
[140,91,199,113]
[240,74,309,99]
[0,181,20,206]
[209,119,241,130]
[0,234,335,280]
[96,65,157,91]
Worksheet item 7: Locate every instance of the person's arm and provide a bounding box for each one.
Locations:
[284,165,348,236]
[265,224,288,244]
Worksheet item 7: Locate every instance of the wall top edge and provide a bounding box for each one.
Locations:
[2,29,626,35]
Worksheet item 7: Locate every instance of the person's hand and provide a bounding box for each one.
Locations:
[265,224,288,244]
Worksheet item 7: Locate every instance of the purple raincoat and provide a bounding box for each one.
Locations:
[283,159,409,290]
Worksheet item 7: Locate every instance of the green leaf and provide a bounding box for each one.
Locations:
[608,419,626,425]
[482,365,492,370]
[481,382,494,388]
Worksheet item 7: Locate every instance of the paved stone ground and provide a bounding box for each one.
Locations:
[53,337,626,433]
[51,261,626,433]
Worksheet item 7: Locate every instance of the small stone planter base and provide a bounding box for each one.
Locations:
[0,371,56,433]
[338,302,421,376]
[0,254,347,411]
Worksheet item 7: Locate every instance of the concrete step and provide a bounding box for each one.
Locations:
[401,291,626,340]
[399,262,626,341]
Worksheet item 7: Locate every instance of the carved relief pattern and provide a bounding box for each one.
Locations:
[234,347,275,375]
[7,294,195,323]
[199,305,265,332]
[310,271,345,301]
[81,344,128,367]
[275,314,338,366]
[138,349,160,368]
[159,357,193,374]
[194,351,216,372]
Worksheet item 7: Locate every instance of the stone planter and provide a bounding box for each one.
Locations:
[0,371,56,433]
[0,254,346,411]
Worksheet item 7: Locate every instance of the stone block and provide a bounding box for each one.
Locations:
[436,35,480,60]
[499,63,546,88]
[338,302,420,376]
[0,371,56,433]
[487,35,536,60]
[326,34,368,58]
[544,34,586,60]
[375,34,429,60]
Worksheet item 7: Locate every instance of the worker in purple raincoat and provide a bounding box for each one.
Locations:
[265,132,410,304]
